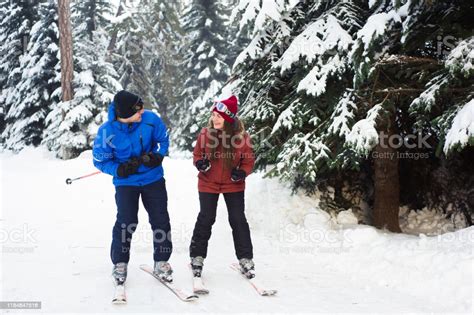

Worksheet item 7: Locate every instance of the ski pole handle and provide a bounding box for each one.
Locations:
[65,171,101,185]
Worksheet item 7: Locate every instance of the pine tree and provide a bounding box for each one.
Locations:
[109,0,184,127]
[142,0,184,126]
[111,1,156,105]
[1,0,60,151]
[347,0,474,229]
[0,0,40,144]
[174,0,233,150]
[234,0,365,179]
[43,0,121,159]
[226,0,474,229]
[182,0,230,95]
[221,0,248,70]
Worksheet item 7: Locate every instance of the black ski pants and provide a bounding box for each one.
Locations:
[190,191,253,260]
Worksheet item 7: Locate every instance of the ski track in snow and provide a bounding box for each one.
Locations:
[0,148,472,314]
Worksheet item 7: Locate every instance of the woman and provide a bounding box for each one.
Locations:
[189,95,256,279]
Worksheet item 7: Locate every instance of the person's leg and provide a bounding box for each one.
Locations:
[141,178,172,262]
[223,191,253,260]
[111,185,140,264]
[189,192,219,258]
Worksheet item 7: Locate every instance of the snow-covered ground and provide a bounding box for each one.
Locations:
[0,148,473,314]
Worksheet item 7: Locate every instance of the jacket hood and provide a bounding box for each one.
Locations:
[108,102,116,121]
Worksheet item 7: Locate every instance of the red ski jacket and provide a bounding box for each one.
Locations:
[193,128,255,193]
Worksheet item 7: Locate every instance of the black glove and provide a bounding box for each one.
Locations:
[141,152,163,168]
[231,168,246,182]
[117,157,140,178]
[195,159,211,172]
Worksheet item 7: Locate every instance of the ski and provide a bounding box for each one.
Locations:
[111,280,127,304]
[230,263,277,296]
[193,277,209,295]
[189,264,209,295]
[140,264,199,302]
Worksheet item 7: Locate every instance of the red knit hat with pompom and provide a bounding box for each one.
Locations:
[212,95,238,123]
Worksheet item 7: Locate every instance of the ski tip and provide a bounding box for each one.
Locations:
[262,290,278,296]
[185,295,200,302]
[193,289,210,295]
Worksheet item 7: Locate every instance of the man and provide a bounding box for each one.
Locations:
[93,90,173,284]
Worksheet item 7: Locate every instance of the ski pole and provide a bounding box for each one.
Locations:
[65,171,101,185]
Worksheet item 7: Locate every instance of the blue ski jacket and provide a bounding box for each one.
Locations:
[92,102,169,186]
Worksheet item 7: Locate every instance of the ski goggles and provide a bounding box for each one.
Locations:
[213,102,236,119]
[133,97,144,112]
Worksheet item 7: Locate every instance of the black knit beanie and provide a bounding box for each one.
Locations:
[114,90,143,119]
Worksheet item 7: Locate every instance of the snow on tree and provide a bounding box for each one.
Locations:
[345,104,383,157]
[274,12,354,97]
[232,0,297,70]
[0,0,40,143]
[109,0,184,128]
[109,1,154,103]
[443,99,474,154]
[1,0,60,152]
[225,0,474,229]
[229,0,297,36]
[234,0,366,180]
[181,0,231,96]
[143,0,184,126]
[346,0,474,230]
[43,0,121,159]
[173,0,233,150]
[226,0,296,67]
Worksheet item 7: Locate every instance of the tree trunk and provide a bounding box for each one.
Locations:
[373,115,402,233]
[107,0,124,55]
[57,0,74,102]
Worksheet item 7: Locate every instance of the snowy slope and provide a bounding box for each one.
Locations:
[0,148,472,313]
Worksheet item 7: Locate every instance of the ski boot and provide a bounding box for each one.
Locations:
[112,262,128,285]
[239,258,255,279]
[154,261,173,282]
[190,256,204,277]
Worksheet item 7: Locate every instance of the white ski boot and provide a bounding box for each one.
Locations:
[239,258,255,279]
[112,262,128,284]
[153,261,173,282]
[190,256,204,277]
